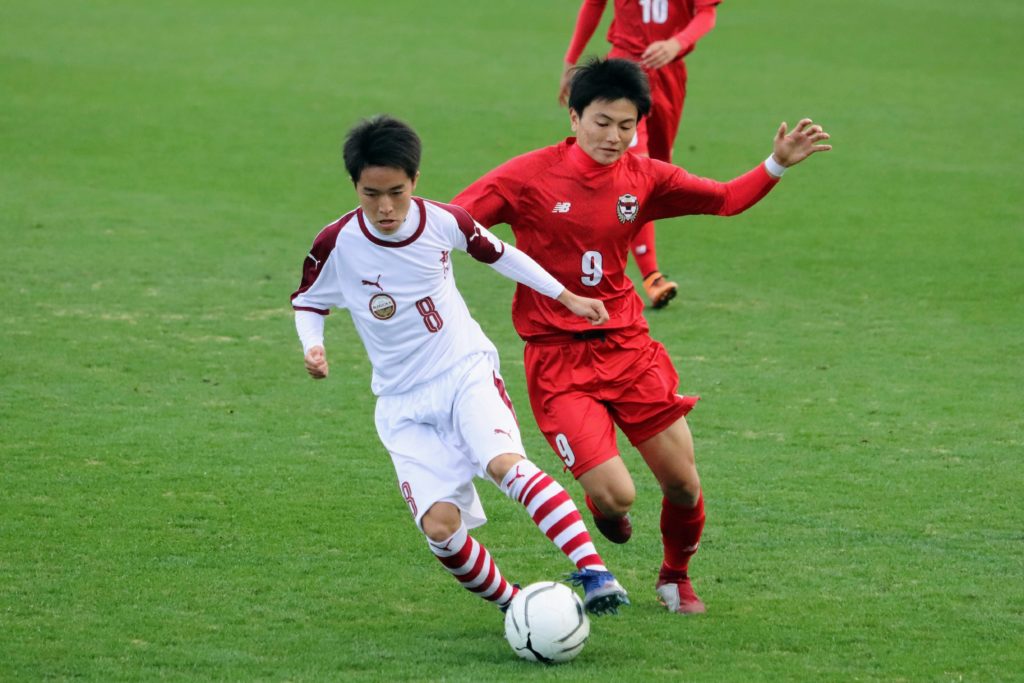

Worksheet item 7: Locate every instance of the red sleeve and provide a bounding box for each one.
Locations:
[647,160,779,221]
[717,164,780,215]
[673,5,717,54]
[452,162,522,229]
[564,0,608,63]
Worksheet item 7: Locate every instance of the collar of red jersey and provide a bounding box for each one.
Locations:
[565,137,619,172]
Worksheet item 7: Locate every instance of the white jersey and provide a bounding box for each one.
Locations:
[291,197,561,396]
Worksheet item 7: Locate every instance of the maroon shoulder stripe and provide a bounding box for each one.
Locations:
[426,198,505,264]
[290,211,356,312]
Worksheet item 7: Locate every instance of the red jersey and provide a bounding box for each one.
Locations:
[565,0,722,63]
[453,138,779,341]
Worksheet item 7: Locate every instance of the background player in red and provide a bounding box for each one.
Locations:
[559,0,722,309]
[454,58,830,614]
[292,115,629,615]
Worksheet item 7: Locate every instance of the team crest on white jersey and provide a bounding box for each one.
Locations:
[369,293,397,320]
[616,194,639,223]
[362,274,395,319]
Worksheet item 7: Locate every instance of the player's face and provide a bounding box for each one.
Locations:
[355,166,419,234]
[569,98,639,165]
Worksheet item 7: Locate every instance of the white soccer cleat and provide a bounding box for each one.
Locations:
[655,567,706,615]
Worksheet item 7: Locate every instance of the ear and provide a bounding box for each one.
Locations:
[410,171,420,192]
[569,108,580,133]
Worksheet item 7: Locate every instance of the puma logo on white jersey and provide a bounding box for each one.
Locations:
[361,274,383,291]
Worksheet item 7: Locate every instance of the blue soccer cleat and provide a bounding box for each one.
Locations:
[567,568,630,616]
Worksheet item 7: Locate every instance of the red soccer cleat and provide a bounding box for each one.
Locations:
[655,566,706,615]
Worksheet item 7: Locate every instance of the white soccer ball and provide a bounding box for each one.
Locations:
[503,581,590,664]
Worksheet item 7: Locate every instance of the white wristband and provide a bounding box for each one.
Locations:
[764,154,787,178]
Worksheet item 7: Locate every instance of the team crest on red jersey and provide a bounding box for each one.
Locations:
[616,193,640,223]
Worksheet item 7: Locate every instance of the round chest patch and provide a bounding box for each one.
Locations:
[369,293,397,320]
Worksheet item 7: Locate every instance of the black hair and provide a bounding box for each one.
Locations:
[342,115,421,184]
[567,57,652,120]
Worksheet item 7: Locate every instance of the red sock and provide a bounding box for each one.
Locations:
[631,222,659,277]
[660,491,705,573]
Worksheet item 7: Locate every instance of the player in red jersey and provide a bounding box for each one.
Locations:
[559,0,723,309]
[454,58,830,614]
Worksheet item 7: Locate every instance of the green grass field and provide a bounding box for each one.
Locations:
[3,1,1022,680]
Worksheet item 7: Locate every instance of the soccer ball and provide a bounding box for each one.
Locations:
[503,581,590,664]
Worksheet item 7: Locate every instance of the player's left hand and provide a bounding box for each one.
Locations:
[772,118,832,167]
[641,38,683,70]
[557,290,609,325]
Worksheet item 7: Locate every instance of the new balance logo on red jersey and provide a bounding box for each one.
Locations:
[552,201,572,214]
[361,274,383,291]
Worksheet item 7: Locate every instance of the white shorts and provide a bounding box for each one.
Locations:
[374,352,525,531]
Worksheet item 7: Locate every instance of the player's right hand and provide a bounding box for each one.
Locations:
[557,290,609,325]
[305,345,329,379]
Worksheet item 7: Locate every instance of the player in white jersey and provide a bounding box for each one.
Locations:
[290,115,630,615]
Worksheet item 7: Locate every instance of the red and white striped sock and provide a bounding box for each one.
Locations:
[428,523,517,608]
[500,459,606,571]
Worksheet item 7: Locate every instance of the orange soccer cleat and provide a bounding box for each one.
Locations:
[642,271,678,309]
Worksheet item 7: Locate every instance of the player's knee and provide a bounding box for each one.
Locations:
[591,483,636,517]
[661,476,701,507]
[420,502,462,542]
[486,452,525,483]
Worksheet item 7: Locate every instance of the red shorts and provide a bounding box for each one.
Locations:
[523,327,698,478]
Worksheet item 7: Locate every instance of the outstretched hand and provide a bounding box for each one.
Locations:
[772,118,832,167]
[557,290,609,326]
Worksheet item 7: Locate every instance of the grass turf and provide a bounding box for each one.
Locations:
[2,0,1022,680]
